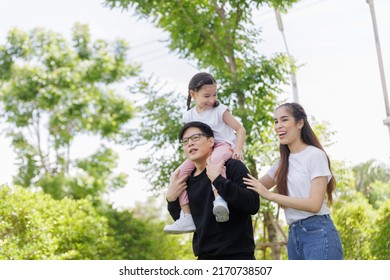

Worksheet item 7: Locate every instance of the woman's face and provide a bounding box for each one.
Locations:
[274,106,303,146]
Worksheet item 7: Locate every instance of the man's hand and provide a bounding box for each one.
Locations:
[166,169,189,202]
[206,157,225,182]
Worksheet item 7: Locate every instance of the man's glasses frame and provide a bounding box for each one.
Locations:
[180,133,206,146]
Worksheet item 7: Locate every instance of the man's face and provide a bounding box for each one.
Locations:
[181,127,214,163]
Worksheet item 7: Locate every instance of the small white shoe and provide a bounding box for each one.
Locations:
[163,213,196,234]
[213,199,229,222]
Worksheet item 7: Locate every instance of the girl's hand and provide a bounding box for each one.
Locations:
[243,174,271,200]
[232,148,243,161]
[206,157,225,182]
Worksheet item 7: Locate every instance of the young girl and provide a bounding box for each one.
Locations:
[243,102,343,259]
[163,72,246,234]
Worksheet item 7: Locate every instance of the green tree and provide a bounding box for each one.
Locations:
[352,160,390,199]
[368,180,390,209]
[107,196,195,259]
[330,160,390,260]
[0,185,112,259]
[333,190,376,260]
[0,23,138,203]
[352,160,390,209]
[105,0,299,259]
[0,185,193,260]
[371,199,390,259]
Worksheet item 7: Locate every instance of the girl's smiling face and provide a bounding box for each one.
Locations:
[191,84,218,112]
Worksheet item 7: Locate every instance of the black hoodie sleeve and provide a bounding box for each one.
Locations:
[167,199,181,221]
[212,159,260,214]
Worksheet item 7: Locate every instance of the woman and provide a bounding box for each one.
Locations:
[244,102,343,260]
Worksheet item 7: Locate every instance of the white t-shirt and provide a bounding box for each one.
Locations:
[267,145,332,225]
[183,103,236,148]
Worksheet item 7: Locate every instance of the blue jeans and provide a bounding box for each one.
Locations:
[288,214,343,260]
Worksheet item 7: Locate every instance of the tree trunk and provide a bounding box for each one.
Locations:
[264,211,282,259]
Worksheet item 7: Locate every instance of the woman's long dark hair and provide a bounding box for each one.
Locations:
[186,72,219,110]
[275,103,336,205]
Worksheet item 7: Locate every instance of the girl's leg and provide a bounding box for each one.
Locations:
[176,159,195,212]
[164,159,196,234]
[209,143,233,222]
[209,142,233,196]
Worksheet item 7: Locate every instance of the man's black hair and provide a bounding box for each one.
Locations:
[178,121,214,140]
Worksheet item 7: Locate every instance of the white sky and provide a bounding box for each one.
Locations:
[0,0,389,209]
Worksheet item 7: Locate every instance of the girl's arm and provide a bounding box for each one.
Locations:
[222,110,245,160]
[243,174,327,213]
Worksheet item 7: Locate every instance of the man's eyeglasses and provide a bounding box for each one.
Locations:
[180,133,206,146]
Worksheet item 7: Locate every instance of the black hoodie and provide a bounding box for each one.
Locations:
[168,159,260,259]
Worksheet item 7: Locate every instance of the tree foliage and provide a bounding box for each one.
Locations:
[352,160,390,207]
[370,199,390,259]
[108,196,195,260]
[332,160,390,260]
[0,185,192,260]
[333,191,376,260]
[0,23,138,202]
[0,185,111,259]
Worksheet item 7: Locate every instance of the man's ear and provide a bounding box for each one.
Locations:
[208,137,215,148]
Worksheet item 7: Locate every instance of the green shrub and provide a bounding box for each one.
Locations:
[0,185,112,259]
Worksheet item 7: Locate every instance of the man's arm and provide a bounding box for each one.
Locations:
[212,159,260,214]
[167,200,181,221]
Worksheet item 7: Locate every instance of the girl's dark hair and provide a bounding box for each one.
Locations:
[186,72,219,110]
[275,102,336,205]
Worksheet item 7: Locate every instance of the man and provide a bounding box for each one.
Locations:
[166,121,260,260]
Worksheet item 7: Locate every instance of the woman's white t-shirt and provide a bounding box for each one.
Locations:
[183,103,236,148]
[267,145,332,225]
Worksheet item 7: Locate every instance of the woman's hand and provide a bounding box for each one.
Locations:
[243,174,272,200]
[166,169,189,202]
[206,157,225,182]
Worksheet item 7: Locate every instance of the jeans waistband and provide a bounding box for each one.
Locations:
[290,214,330,227]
